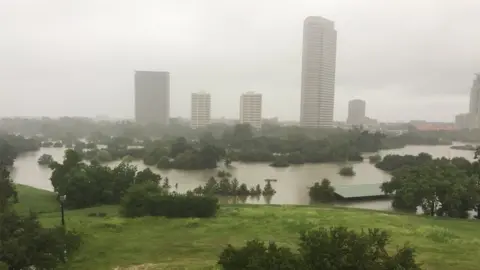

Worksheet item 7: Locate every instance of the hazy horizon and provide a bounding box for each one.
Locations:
[1,0,479,122]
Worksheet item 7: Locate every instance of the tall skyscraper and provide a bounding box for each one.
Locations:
[469,73,480,128]
[191,92,211,129]
[347,99,366,126]
[300,16,337,128]
[240,92,262,129]
[134,71,170,125]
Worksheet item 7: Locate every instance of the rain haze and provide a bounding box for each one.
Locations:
[1,0,479,122]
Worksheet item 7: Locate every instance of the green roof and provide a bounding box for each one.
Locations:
[333,183,385,199]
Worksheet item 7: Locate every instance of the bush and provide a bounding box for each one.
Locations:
[218,240,302,270]
[338,166,355,176]
[0,210,82,269]
[269,156,290,167]
[218,226,421,270]
[37,154,54,166]
[309,179,336,203]
[120,183,218,218]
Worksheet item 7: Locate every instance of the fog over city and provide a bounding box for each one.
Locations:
[1,0,479,122]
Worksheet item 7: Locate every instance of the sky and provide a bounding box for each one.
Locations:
[0,0,479,122]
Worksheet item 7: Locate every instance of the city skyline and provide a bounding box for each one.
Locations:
[1,1,479,122]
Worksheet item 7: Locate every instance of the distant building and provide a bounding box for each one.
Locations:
[347,99,366,126]
[190,92,211,129]
[300,16,337,128]
[240,92,262,129]
[455,113,470,129]
[134,71,170,125]
[468,73,480,128]
[410,121,455,131]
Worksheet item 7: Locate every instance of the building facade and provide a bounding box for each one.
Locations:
[240,92,262,129]
[134,71,170,125]
[347,99,366,126]
[191,92,211,129]
[300,16,337,128]
[455,113,470,130]
[468,73,480,128]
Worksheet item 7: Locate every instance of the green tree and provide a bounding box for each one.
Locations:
[0,166,17,212]
[169,137,190,158]
[309,179,336,203]
[0,210,82,269]
[382,162,478,217]
[232,124,254,141]
[37,154,54,166]
[135,168,162,185]
[0,139,17,167]
[49,149,83,194]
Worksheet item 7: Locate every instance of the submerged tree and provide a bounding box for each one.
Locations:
[309,179,336,203]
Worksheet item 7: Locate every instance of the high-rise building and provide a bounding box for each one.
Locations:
[134,71,170,125]
[240,92,262,129]
[468,73,480,128]
[347,99,366,126]
[455,113,470,130]
[300,16,337,128]
[191,92,211,129]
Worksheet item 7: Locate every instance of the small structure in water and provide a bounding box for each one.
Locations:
[264,179,278,184]
[333,183,389,201]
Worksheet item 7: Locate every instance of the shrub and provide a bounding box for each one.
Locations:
[218,226,421,270]
[37,154,54,166]
[0,210,82,269]
[338,166,355,176]
[120,183,218,218]
[269,156,289,167]
[218,240,302,270]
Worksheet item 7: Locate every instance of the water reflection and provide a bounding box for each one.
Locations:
[11,144,475,211]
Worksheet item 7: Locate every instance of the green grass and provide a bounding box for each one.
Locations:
[34,203,480,270]
[14,184,59,214]
[11,186,480,269]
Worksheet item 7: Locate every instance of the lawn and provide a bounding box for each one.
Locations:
[35,203,480,270]
[12,185,480,269]
[14,184,59,214]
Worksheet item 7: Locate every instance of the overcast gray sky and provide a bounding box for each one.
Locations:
[1,0,479,122]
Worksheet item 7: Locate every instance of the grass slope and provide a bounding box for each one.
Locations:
[35,204,480,270]
[14,184,59,214]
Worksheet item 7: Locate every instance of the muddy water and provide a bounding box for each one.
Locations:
[12,144,475,210]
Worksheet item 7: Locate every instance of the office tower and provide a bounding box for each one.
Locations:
[347,99,366,126]
[468,73,480,128]
[455,113,470,130]
[240,92,262,129]
[191,92,211,129]
[134,71,170,125]
[300,16,337,128]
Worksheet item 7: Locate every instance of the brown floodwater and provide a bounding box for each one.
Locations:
[11,143,475,211]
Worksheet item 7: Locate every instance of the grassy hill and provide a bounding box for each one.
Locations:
[13,185,480,270]
[14,184,59,214]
